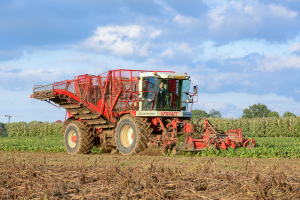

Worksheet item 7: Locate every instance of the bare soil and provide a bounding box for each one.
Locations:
[0,150,300,199]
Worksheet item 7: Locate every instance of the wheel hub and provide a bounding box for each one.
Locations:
[68,130,77,148]
[120,125,134,147]
[72,136,77,143]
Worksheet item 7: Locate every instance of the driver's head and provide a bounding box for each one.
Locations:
[143,85,148,91]
[159,82,164,89]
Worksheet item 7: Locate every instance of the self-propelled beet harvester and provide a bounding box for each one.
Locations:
[31,69,255,155]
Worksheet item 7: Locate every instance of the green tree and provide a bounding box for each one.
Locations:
[242,103,271,118]
[2,123,7,137]
[283,111,297,118]
[0,122,3,137]
[267,111,279,118]
[209,109,222,118]
[192,109,209,120]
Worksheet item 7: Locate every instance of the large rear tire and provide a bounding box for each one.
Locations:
[63,118,76,134]
[64,121,94,154]
[115,115,150,155]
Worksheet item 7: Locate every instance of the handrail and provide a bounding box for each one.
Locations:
[181,91,197,112]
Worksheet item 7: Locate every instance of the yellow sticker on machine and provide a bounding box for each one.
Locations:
[174,76,184,79]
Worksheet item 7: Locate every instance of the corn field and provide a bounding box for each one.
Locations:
[194,117,300,137]
[4,121,63,137]
[3,117,300,137]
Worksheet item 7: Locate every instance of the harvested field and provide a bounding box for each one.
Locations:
[0,151,300,199]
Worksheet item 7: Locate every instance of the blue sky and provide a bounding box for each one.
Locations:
[1,0,300,123]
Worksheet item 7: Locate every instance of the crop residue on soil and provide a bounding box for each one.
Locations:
[0,151,300,199]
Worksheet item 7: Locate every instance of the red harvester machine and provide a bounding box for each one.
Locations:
[31,69,255,155]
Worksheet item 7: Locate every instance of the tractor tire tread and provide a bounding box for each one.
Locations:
[63,118,77,133]
[116,115,152,155]
[65,121,94,154]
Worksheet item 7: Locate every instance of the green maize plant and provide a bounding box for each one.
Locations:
[5,121,64,137]
[53,122,63,136]
[6,122,27,137]
[290,117,300,137]
[4,117,300,138]
[192,117,300,137]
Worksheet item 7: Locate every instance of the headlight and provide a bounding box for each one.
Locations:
[185,76,189,79]
[168,75,173,78]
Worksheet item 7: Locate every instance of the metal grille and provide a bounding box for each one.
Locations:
[104,72,112,108]
[121,71,131,80]
[33,84,54,93]
[88,76,102,106]
[78,76,89,102]
[53,82,67,90]
[66,81,76,94]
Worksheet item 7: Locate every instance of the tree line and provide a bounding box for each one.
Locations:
[192,103,298,120]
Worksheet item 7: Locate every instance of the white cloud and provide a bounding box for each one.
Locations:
[146,58,163,64]
[269,4,298,18]
[201,102,229,112]
[173,15,197,26]
[153,0,174,11]
[289,42,300,54]
[159,50,174,58]
[255,53,300,72]
[0,65,76,90]
[242,81,251,85]
[139,42,152,57]
[149,30,162,38]
[207,1,298,39]
[0,65,21,72]
[178,43,193,54]
[80,25,161,57]
[63,55,92,64]
[207,1,262,36]
[189,66,249,91]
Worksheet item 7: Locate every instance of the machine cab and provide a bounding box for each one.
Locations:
[138,72,192,112]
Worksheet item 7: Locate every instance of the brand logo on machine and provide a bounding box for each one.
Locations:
[161,111,179,116]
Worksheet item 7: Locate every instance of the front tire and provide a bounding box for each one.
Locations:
[64,121,94,154]
[115,115,149,155]
[63,117,76,134]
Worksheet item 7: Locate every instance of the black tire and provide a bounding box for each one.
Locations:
[64,121,94,154]
[115,115,150,155]
[63,117,76,134]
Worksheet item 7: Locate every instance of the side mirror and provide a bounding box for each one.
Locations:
[194,86,197,95]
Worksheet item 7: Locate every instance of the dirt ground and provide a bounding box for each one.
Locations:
[0,149,300,199]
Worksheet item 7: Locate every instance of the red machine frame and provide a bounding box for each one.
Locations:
[33,69,180,123]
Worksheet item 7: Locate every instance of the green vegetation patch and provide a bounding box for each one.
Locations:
[0,136,66,152]
[193,137,300,158]
[0,136,102,154]
[1,136,300,158]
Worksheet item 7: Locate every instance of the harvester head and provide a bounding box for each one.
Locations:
[177,118,255,152]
